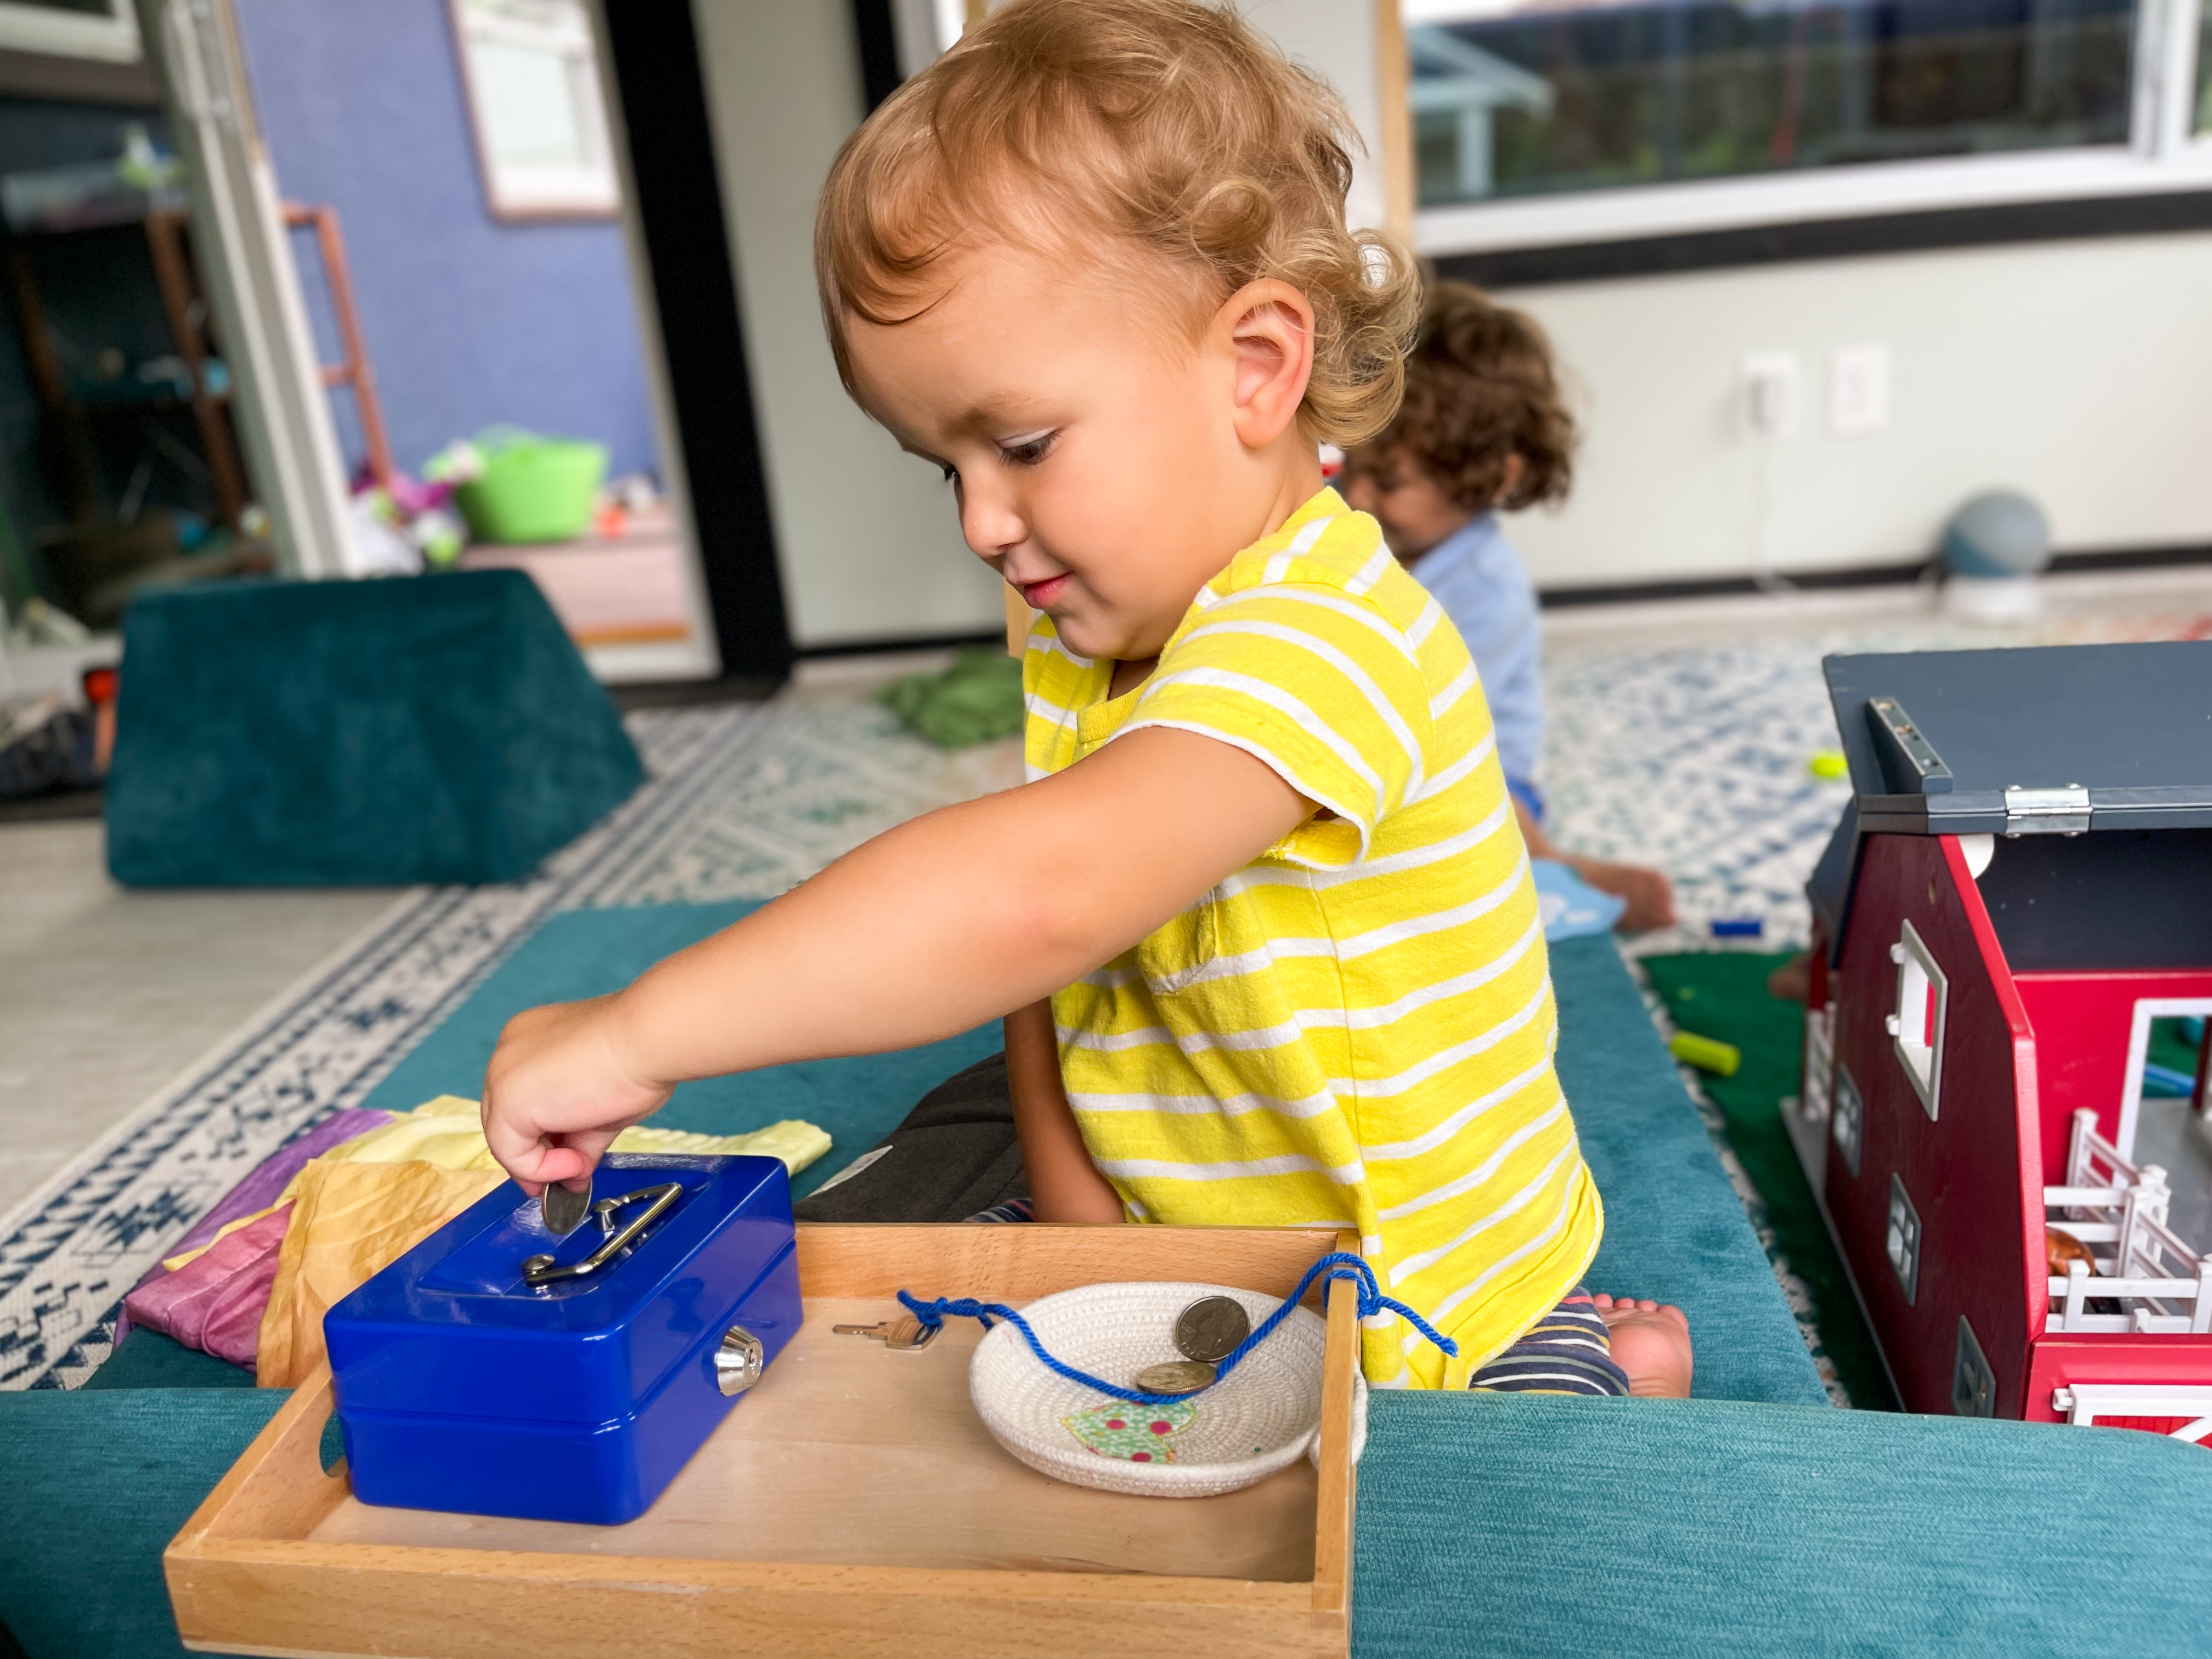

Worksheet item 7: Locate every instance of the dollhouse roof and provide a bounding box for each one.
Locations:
[1808,641,2212,967]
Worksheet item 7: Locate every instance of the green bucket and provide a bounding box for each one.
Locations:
[452,428,608,545]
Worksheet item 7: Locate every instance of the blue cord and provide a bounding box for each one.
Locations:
[897,1250,1457,1406]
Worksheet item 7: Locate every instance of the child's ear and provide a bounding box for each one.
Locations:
[1217,279,1316,451]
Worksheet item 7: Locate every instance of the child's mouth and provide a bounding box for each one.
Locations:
[1018,574,1071,608]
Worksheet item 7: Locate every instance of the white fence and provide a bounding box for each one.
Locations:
[2044,1108,2212,1336]
[2051,1383,2212,1444]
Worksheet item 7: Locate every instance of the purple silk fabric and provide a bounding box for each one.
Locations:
[122,1205,291,1368]
[114,1106,395,1352]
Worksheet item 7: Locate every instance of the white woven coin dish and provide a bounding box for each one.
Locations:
[968,1280,1329,1498]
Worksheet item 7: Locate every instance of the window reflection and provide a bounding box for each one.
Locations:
[1409,0,2138,205]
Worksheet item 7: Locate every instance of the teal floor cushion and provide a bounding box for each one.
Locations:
[106,571,641,887]
[22,913,2188,1658]
[1547,934,1826,1407]
[10,1383,2212,1658]
[1353,1391,2212,1658]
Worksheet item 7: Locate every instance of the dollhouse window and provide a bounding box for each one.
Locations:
[1831,1063,1863,1177]
[1886,1175,1921,1304]
[1886,921,1946,1121]
[1951,1317,1995,1417]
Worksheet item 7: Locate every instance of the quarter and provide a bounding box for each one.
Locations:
[1173,1294,1251,1363]
[1134,1359,1217,1397]
[540,1180,590,1237]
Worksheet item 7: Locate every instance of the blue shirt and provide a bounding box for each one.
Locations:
[1406,512,1543,792]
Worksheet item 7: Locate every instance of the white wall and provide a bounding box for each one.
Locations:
[1491,232,2212,590]
[687,0,1396,649]
[1244,0,1390,236]
[691,0,998,649]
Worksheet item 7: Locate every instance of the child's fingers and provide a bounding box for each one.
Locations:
[482,1104,575,1188]
[483,1112,629,1189]
[546,1126,625,1184]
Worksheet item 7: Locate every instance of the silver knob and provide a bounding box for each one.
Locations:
[714,1325,765,1396]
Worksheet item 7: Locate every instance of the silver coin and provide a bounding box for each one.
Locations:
[1173,1295,1251,1364]
[1135,1359,1217,1397]
[540,1179,591,1237]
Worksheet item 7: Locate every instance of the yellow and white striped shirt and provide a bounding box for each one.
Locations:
[1024,489,1602,1387]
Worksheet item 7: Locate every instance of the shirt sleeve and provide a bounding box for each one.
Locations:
[1118,584,1431,869]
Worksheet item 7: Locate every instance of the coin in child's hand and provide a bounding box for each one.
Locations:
[1173,1295,1250,1363]
[540,1181,589,1237]
[1135,1359,1217,1396]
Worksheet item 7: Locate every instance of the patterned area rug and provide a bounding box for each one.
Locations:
[7,602,2206,1389]
[0,702,1020,1389]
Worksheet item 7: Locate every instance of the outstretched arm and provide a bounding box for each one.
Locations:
[482,726,1309,1188]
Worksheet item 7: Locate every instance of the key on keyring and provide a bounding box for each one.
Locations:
[832,1314,937,1351]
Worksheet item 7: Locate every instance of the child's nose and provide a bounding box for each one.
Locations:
[960,489,1026,559]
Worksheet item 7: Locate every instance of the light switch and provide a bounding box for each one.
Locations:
[1830,343,1890,435]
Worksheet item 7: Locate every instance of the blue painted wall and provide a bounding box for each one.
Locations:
[232,0,657,481]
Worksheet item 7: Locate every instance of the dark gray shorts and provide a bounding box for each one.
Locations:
[791,1051,1028,1223]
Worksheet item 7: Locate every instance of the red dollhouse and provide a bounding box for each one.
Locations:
[1787,642,2212,1440]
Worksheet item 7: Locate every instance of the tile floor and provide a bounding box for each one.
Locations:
[0,822,399,1217]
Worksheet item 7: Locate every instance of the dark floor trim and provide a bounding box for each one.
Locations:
[795,629,1003,660]
[1435,190,2212,290]
[0,785,101,825]
[1538,544,2211,610]
[601,0,795,680]
[2048,543,2212,574]
[611,675,784,712]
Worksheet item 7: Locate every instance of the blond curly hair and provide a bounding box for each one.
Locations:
[815,0,1420,447]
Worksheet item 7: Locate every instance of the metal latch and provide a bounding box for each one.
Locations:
[1866,697,1953,794]
[522,1182,681,1285]
[2003,783,2091,836]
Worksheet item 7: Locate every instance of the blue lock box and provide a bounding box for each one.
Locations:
[324,1152,802,1525]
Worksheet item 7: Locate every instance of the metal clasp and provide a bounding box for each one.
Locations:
[522,1182,681,1286]
[1867,697,1953,794]
[2003,783,2091,837]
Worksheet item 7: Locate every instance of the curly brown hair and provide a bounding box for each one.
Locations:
[816,0,1421,447]
[1355,280,1575,514]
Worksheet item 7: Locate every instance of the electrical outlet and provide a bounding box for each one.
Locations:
[1742,352,1799,438]
[1830,343,1890,435]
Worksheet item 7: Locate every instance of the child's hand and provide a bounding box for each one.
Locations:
[480,995,673,1192]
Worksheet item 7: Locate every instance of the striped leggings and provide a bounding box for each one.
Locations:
[1468,1286,1630,1397]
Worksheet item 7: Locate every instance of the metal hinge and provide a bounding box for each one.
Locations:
[2003,783,2091,836]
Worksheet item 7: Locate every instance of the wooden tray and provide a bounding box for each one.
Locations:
[166,1224,1361,1658]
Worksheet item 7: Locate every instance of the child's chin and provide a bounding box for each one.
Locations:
[1048,616,1108,660]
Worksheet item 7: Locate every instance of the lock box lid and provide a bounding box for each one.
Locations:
[325,1152,794,1427]
[1810,641,2212,964]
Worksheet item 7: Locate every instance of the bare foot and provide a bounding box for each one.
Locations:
[1565,856,1677,933]
[1593,1294,1693,1398]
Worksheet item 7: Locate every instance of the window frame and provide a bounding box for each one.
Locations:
[0,0,139,63]
[1411,0,2212,259]
[448,0,620,222]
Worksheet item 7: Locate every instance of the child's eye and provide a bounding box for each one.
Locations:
[1000,431,1057,467]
